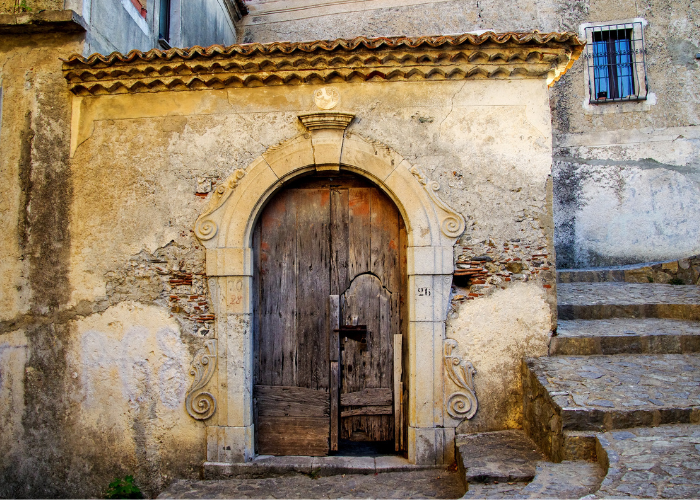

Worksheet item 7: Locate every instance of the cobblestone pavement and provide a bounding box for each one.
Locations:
[463,461,603,498]
[158,469,465,499]
[558,283,700,306]
[594,424,700,498]
[528,354,700,412]
[557,318,700,337]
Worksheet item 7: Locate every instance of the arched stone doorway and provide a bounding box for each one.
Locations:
[253,172,407,456]
[193,112,466,465]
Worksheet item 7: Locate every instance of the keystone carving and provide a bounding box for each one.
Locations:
[185,339,218,420]
[194,168,246,241]
[444,338,478,420]
[410,167,466,238]
[298,112,354,131]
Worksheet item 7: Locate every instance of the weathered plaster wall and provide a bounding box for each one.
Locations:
[0,31,208,498]
[447,283,551,433]
[238,0,700,268]
[68,77,556,449]
[550,0,700,267]
[239,0,574,43]
[84,0,155,56]
[179,0,237,48]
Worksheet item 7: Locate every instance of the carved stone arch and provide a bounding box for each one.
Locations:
[194,112,465,466]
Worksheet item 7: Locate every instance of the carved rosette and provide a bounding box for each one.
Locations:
[410,167,466,238]
[443,338,478,420]
[185,339,218,420]
[194,169,246,242]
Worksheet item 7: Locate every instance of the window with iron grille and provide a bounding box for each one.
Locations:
[583,21,648,103]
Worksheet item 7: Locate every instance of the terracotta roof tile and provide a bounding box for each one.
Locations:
[63,31,584,68]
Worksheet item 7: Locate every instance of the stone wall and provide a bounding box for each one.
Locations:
[0,26,574,492]
[0,28,206,498]
[237,0,700,269]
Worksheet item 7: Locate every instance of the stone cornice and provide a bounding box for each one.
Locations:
[0,10,87,34]
[62,32,584,96]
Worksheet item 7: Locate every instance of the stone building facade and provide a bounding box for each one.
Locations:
[0,0,697,497]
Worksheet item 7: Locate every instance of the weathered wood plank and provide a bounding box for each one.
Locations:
[341,405,393,418]
[257,416,329,456]
[329,295,340,362]
[347,188,371,279]
[330,361,339,451]
[340,273,393,441]
[330,188,349,295]
[394,333,402,451]
[329,294,340,452]
[257,189,297,387]
[254,385,329,417]
[340,388,392,406]
[296,188,331,390]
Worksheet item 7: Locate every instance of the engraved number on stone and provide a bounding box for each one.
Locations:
[417,287,431,297]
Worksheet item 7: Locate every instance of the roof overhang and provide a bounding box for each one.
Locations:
[62,32,584,96]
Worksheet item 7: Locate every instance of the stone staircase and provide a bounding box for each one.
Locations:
[457,266,700,498]
[516,269,700,498]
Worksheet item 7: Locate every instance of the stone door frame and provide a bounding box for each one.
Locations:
[193,112,465,465]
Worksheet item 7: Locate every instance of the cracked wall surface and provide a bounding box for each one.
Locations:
[1,35,557,492]
[238,0,700,269]
[0,31,210,498]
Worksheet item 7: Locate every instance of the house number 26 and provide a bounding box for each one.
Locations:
[417,287,431,297]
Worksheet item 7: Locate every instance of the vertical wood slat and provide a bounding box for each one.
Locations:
[296,189,331,390]
[329,295,340,451]
[399,381,404,451]
[330,189,349,296]
[394,333,402,451]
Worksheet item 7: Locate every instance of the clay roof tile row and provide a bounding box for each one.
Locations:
[62,31,584,67]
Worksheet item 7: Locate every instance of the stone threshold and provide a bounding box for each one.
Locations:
[203,455,440,479]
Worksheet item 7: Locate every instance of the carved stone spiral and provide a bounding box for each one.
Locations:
[187,391,217,420]
[442,216,464,238]
[195,218,218,240]
[447,391,478,419]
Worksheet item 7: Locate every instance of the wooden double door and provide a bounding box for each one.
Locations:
[253,173,407,456]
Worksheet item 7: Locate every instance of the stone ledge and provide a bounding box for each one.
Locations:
[203,455,439,479]
[0,10,87,34]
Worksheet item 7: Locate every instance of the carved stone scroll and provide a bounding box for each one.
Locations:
[443,338,478,420]
[410,167,466,238]
[185,339,218,420]
[194,169,245,241]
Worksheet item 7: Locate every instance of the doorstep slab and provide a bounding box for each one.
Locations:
[203,454,438,479]
[456,430,545,483]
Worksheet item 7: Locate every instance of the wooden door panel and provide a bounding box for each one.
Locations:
[295,188,331,390]
[340,274,394,442]
[255,385,330,456]
[257,190,297,387]
[255,173,405,455]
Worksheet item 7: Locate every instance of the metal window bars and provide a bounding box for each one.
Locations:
[583,22,648,103]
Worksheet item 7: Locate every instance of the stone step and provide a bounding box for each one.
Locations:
[551,319,700,355]
[557,256,700,285]
[523,354,700,461]
[462,461,604,499]
[557,283,700,320]
[594,424,700,499]
[456,430,545,484]
[203,455,437,479]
